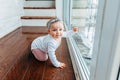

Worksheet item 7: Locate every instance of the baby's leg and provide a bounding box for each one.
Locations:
[32,49,48,61]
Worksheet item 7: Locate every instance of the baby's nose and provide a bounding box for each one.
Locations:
[56,30,60,34]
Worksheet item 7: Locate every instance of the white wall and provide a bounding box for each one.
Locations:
[0,0,24,38]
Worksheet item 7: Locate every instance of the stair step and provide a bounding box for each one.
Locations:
[24,7,56,9]
[21,16,55,19]
[22,0,56,27]
[21,19,51,26]
[22,26,48,34]
[25,1,55,7]
[24,9,56,16]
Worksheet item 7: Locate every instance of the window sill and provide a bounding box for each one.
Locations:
[66,36,90,80]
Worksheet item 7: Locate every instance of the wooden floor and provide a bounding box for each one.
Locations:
[0,27,76,80]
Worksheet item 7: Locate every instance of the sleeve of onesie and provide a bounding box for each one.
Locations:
[47,42,60,67]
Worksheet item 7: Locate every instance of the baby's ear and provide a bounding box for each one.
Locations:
[48,29,50,33]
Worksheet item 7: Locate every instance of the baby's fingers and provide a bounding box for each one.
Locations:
[59,63,66,69]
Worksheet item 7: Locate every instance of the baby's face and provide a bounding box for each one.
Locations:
[48,22,64,39]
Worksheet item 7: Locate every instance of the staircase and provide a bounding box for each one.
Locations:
[21,0,56,27]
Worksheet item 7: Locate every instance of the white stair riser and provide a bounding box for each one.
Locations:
[24,1,55,7]
[21,19,50,26]
[24,9,56,16]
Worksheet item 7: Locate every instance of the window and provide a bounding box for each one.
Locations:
[63,0,98,79]
[71,0,98,71]
[62,0,120,80]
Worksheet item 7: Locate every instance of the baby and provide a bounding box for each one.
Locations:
[31,18,78,68]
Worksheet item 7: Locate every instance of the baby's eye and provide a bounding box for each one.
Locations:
[59,29,63,31]
[52,29,57,31]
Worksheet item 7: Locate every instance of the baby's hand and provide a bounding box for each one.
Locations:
[73,26,79,32]
[59,62,66,69]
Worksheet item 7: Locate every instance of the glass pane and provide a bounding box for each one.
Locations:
[71,0,98,71]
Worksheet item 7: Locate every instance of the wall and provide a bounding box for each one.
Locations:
[0,0,24,38]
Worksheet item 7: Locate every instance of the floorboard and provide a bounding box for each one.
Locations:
[0,27,76,80]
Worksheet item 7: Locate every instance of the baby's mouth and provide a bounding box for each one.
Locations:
[56,35,61,37]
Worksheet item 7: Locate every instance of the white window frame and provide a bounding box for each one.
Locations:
[90,0,120,80]
[56,0,120,80]
[63,0,90,80]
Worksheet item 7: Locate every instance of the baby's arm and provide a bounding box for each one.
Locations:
[48,51,61,67]
[48,50,66,68]
[62,27,79,38]
[48,42,66,68]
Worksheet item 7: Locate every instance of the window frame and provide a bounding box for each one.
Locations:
[90,0,120,80]
[63,0,90,80]
[56,0,120,80]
